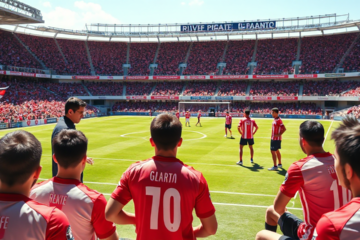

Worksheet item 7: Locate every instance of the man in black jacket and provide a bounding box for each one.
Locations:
[52,97,93,181]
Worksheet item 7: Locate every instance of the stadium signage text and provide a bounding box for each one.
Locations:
[180,21,276,32]
[190,96,212,100]
[151,96,179,100]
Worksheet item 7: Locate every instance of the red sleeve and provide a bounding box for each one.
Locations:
[46,208,72,240]
[280,163,304,198]
[279,119,284,127]
[313,215,339,240]
[195,174,216,219]
[111,169,133,205]
[253,120,258,128]
[238,120,242,128]
[91,195,117,239]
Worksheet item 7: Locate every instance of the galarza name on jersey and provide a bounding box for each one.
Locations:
[150,171,177,184]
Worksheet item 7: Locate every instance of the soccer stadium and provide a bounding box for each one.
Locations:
[1,0,360,239]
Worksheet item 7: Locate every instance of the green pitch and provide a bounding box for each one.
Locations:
[0,116,338,239]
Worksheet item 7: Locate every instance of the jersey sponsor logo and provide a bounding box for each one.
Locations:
[0,216,9,239]
[49,193,68,210]
[150,171,177,184]
[66,226,74,240]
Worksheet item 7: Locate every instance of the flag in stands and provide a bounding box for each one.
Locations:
[0,87,8,99]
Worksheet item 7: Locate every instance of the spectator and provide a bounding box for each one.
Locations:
[154,42,189,75]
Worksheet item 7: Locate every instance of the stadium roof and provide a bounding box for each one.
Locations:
[0,0,43,25]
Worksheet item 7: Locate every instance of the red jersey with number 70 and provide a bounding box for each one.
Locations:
[280,153,351,240]
[271,117,284,140]
[238,118,257,139]
[111,156,216,240]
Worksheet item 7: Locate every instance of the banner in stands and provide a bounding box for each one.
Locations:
[180,21,276,32]
[277,96,298,100]
[324,73,346,78]
[125,76,149,80]
[151,96,179,100]
[153,76,181,80]
[0,70,5,75]
[215,96,233,100]
[190,96,212,100]
[0,123,7,129]
[22,119,45,127]
[72,76,100,80]
[10,122,22,128]
[294,74,317,78]
[210,75,248,79]
[183,76,206,79]
[248,96,273,100]
[46,118,58,124]
[126,96,147,99]
[253,75,288,79]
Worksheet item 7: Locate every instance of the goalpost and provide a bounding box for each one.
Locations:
[178,102,231,116]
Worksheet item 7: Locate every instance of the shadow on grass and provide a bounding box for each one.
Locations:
[277,168,287,176]
[239,163,264,172]
[226,136,236,140]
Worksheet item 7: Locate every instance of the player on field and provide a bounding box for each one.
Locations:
[255,121,350,240]
[185,110,191,127]
[236,109,258,165]
[105,113,217,240]
[224,111,233,138]
[30,129,118,240]
[0,130,73,240]
[312,117,360,239]
[268,108,286,171]
[196,110,202,127]
[175,110,180,120]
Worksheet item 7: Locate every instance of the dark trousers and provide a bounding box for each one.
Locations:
[52,158,83,182]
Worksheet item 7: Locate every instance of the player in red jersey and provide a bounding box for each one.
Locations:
[255,121,350,240]
[105,113,217,240]
[30,130,118,240]
[175,110,180,120]
[269,108,286,171]
[312,118,360,240]
[224,111,233,138]
[0,130,73,240]
[185,110,191,127]
[236,109,258,165]
[196,110,202,127]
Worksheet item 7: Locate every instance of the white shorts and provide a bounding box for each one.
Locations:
[186,118,190,122]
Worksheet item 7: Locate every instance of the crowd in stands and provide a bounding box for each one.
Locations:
[0,30,42,69]
[154,42,189,75]
[184,42,226,75]
[302,80,360,96]
[128,43,157,76]
[85,82,124,96]
[152,81,184,96]
[230,102,321,115]
[300,33,357,74]
[254,39,297,74]
[57,39,91,75]
[250,80,300,96]
[223,40,254,75]
[343,35,360,72]
[112,101,177,112]
[44,82,89,98]
[88,41,127,75]
[126,82,155,95]
[218,81,248,96]
[16,33,66,74]
[183,81,218,96]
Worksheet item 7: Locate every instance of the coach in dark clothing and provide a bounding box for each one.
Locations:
[51,97,93,182]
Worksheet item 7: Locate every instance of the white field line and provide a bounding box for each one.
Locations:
[324,121,334,145]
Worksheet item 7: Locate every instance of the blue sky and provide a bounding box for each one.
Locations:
[26,0,360,30]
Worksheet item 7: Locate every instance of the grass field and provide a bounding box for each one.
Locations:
[0,116,339,240]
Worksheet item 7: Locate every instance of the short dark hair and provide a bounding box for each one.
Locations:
[299,121,325,147]
[331,117,360,178]
[65,97,87,114]
[272,108,279,114]
[151,113,182,150]
[245,109,250,115]
[53,129,88,168]
[0,130,42,187]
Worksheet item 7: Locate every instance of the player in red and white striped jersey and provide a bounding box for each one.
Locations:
[237,110,258,165]
[269,108,286,171]
[185,111,191,127]
[0,130,73,240]
[312,117,360,240]
[31,130,118,240]
[225,112,233,138]
[105,113,217,240]
[175,110,180,120]
[196,110,202,127]
[256,121,350,240]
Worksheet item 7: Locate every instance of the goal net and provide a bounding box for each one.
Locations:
[178,102,230,117]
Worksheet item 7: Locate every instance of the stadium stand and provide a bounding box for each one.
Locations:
[299,33,357,74]
[249,80,300,96]
[223,40,255,75]
[183,41,226,75]
[88,41,127,76]
[302,80,360,96]
[343,36,360,72]
[183,81,218,96]
[254,38,297,74]
[84,81,124,96]
[217,81,248,96]
[126,82,155,95]
[152,81,184,96]
[154,42,189,76]
[128,43,157,76]
[0,30,42,69]
[112,101,177,112]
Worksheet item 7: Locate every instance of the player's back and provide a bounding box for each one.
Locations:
[239,118,256,139]
[0,193,70,240]
[281,153,351,238]
[112,156,215,240]
[30,177,115,240]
